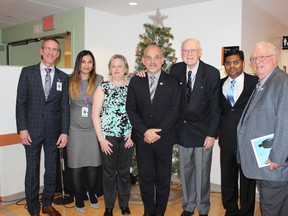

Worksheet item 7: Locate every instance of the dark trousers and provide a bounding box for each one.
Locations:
[136,141,173,215]
[24,136,58,215]
[220,149,256,216]
[101,136,134,208]
[257,180,288,216]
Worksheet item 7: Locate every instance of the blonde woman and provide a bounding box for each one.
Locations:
[92,54,134,216]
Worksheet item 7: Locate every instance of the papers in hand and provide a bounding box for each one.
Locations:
[251,134,273,168]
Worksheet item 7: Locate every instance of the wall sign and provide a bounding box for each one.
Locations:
[43,15,55,31]
[282,36,288,50]
[221,46,239,65]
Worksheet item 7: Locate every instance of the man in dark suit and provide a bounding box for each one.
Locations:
[126,45,181,216]
[219,50,257,216]
[16,38,70,216]
[170,38,221,216]
[238,41,288,216]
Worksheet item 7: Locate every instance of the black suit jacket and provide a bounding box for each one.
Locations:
[126,71,181,145]
[170,60,221,148]
[219,73,258,152]
[16,63,70,139]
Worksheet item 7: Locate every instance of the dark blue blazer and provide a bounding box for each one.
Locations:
[170,60,221,148]
[16,63,70,139]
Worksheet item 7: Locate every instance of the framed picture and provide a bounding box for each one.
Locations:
[221,46,239,65]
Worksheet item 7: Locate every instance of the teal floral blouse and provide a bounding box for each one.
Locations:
[100,81,132,138]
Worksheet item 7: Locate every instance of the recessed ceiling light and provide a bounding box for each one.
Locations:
[129,2,138,6]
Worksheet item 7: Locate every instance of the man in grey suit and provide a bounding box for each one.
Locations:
[237,41,288,216]
[16,38,70,216]
[170,38,221,216]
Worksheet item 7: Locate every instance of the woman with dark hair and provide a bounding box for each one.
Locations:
[67,50,103,213]
[92,54,134,216]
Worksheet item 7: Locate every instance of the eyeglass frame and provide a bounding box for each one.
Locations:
[250,54,274,63]
[143,55,163,61]
[181,49,199,54]
[42,46,60,53]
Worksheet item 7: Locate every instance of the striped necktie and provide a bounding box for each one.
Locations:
[149,75,156,101]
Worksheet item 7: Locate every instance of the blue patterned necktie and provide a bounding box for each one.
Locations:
[44,68,52,100]
[227,80,236,106]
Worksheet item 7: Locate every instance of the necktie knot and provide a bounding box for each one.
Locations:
[45,68,51,74]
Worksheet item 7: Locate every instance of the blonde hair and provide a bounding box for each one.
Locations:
[108,54,129,76]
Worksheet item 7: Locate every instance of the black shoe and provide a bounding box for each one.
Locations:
[181,210,193,216]
[121,207,131,215]
[104,208,113,216]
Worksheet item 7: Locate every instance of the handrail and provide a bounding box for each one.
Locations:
[0,133,20,147]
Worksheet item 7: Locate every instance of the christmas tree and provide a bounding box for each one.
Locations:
[130,10,179,179]
[134,9,177,73]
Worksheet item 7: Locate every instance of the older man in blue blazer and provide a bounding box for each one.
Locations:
[16,38,70,216]
[237,41,288,216]
[171,38,221,216]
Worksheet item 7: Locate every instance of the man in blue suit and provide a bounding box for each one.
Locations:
[170,38,221,216]
[16,38,70,216]
[237,41,288,216]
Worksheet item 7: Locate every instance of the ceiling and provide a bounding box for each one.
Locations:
[0,0,287,29]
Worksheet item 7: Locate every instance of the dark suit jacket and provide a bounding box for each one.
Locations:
[219,73,258,152]
[16,63,70,139]
[237,67,288,181]
[126,71,181,145]
[170,60,221,148]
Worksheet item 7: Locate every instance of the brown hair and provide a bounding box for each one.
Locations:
[69,50,97,99]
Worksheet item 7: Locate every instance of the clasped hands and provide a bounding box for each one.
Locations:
[144,128,162,144]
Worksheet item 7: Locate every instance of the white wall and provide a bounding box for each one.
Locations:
[85,0,243,186]
[241,0,288,73]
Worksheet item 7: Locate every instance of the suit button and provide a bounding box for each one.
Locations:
[183,120,186,123]
[231,108,234,111]
[149,114,152,117]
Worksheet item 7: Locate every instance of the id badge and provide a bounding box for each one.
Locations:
[82,107,89,117]
[57,81,62,91]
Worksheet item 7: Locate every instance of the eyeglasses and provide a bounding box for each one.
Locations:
[182,49,198,54]
[43,47,59,53]
[144,55,162,61]
[224,60,242,66]
[250,55,274,63]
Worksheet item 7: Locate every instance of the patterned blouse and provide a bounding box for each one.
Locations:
[100,81,132,138]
